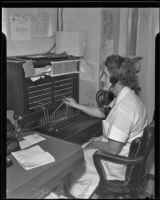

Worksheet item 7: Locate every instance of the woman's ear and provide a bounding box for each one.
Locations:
[110,76,118,84]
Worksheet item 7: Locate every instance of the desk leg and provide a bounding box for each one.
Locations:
[46,180,75,199]
[44,180,64,199]
[52,180,64,196]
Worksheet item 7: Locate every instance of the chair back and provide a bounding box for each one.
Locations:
[125,123,154,187]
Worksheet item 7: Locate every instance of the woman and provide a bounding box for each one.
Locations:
[63,54,148,199]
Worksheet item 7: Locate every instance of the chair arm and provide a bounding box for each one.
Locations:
[93,150,144,165]
[93,150,144,183]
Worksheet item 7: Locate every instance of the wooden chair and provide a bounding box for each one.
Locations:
[92,123,154,199]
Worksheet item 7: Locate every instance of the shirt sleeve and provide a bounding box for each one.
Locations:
[108,108,132,143]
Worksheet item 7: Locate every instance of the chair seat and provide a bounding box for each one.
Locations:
[95,174,149,199]
[96,180,130,195]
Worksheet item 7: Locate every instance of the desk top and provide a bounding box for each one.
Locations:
[7,130,84,199]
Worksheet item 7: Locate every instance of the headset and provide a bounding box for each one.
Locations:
[96,89,114,108]
[97,71,118,107]
[109,76,119,90]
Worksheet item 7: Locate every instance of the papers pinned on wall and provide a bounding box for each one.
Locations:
[12,145,55,170]
[100,39,114,65]
[9,11,54,41]
[10,15,32,41]
[55,31,86,57]
[79,60,99,82]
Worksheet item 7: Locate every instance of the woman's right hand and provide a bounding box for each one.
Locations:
[63,97,78,108]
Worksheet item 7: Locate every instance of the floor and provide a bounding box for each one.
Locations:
[90,175,155,199]
[44,175,155,199]
[138,175,155,199]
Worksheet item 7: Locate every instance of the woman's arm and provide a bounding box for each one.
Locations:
[64,98,105,118]
[87,139,124,155]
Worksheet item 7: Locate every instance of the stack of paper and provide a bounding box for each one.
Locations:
[12,145,55,170]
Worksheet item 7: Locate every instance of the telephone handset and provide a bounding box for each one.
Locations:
[96,89,114,107]
[7,118,20,155]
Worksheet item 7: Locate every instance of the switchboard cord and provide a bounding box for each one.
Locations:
[52,101,65,117]
[53,97,72,118]
[38,102,49,123]
[38,96,72,126]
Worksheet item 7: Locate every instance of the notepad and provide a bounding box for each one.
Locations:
[19,133,46,149]
[12,145,55,170]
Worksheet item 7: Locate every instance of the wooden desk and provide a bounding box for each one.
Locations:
[7,131,84,199]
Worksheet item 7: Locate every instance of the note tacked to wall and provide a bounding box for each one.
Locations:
[55,31,86,57]
[22,60,35,78]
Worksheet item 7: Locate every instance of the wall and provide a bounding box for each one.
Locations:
[63,8,102,105]
[136,8,159,123]
[136,8,159,175]
[119,7,158,124]
[118,8,129,55]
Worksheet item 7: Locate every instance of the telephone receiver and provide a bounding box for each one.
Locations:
[7,118,20,155]
[96,89,114,107]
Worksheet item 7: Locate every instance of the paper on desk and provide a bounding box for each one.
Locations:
[19,139,33,149]
[19,134,46,149]
[23,133,46,143]
[12,145,55,170]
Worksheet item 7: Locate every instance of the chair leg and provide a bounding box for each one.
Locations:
[129,191,140,199]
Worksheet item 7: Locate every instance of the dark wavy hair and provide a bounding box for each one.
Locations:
[104,54,142,95]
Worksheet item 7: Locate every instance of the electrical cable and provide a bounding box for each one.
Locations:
[43,43,56,55]
[52,101,65,116]
[38,102,49,124]
[61,8,63,31]
[57,8,59,31]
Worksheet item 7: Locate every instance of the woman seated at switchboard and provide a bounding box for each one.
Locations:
[63,54,148,199]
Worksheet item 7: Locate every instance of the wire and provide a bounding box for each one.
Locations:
[38,102,49,124]
[57,8,59,31]
[61,8,63,31]
[43,43,56,55]
[52,101,65,116]
[38,97,71,125]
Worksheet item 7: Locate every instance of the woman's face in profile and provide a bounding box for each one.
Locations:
[102,67,112,91]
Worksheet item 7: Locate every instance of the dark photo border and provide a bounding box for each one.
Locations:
[1,1,160,199]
